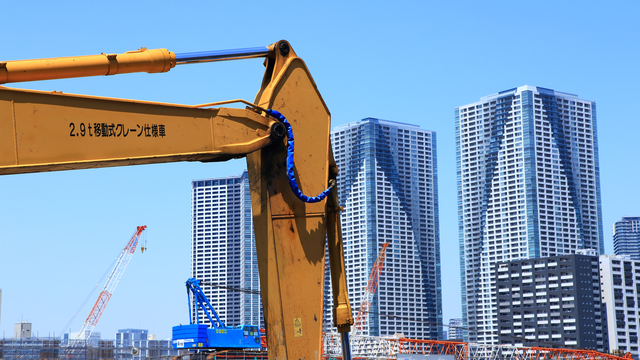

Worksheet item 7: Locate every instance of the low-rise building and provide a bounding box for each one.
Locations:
[495,252,607,351]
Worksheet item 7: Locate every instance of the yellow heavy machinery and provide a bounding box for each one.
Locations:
[0,41,353,360]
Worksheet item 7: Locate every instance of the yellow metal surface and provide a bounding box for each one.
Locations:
[247,40,353,360]
[0,48,175,84]
[0,87,276,175]
[0,40,353,360]
[326,154,354,334]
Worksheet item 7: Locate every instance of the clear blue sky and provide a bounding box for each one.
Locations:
[1,0,639,340]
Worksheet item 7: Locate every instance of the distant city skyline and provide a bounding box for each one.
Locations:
[1,2,639,341]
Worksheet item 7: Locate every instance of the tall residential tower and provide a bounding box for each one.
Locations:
[191,171,263,328]
[325,118,441,339]
[456,85,604,343]
[613,217,640,260]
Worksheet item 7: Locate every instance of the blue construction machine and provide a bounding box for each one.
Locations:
[172,278,262,351]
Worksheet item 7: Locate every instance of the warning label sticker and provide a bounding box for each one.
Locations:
[293,318,303,337]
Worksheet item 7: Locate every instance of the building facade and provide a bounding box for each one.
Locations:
[115,329,147,360]
[448,318,464,341]
[325,118,441,339]
[14,322,31,340]
[614,217,640,260]
[456,85,604,343]
[191,171,263,329]
[600,255,640,358]
[495,253,606,351]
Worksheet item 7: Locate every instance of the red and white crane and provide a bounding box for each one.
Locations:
[75,225,147,340]
[352,242,390,336]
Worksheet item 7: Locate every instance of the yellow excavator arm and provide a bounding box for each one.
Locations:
[0,40,353,360]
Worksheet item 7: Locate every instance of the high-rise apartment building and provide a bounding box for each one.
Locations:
[325,118,441,339]
[600,255,640,357]
[495,252,607,351]
[456,85,604,343]
[614,217,640,260]
[191,171,263,328]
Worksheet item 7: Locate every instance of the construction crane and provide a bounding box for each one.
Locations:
[172,278,262,351]
[75,225,147,340]
[352,242,390,336]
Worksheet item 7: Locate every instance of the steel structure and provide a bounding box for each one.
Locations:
[353,243,390,336]
[76,226,147,339]
[322,333,632,360]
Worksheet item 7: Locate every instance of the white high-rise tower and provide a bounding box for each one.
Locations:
[191,171,263,328]
[324,118,441,340]
[455,85,604,343]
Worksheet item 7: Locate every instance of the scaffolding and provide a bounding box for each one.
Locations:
[0,337,178,360]
[322,333,633,360]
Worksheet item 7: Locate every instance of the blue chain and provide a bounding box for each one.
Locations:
[266,109,335,203]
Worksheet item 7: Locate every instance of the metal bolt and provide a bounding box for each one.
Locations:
[279,42,290,56]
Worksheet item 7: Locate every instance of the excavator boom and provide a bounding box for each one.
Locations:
[0,41,353,360]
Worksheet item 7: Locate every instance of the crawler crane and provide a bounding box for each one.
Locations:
[0,41,353,360]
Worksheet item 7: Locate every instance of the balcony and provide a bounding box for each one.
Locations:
[549,276,559,281]
[538,320,549,325]
[561,282,574,287]
[563,318,576,323]
[564,326,576,331]
[565,340,577,346]
[552,334,562,338]
[561,275,574,280]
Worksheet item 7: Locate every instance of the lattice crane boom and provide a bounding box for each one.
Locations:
[352,242,390,336]
[76,225,147,339]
